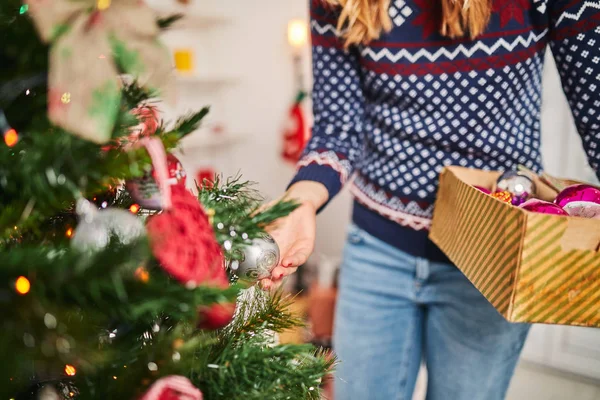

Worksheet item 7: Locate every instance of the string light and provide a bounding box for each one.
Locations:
[129,204,140,214]
[66,228,73,238]
[65,365,77,376]
[112,376,117,380]
[15,276,30,295]
[19,4,28,14]
[135,267,150,283]
[4,128,18,147]
[61,92,71,104]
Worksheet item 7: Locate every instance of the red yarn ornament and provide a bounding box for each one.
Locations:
[147,186,228,287]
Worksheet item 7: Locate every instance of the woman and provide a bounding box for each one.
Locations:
[264,1,600,399]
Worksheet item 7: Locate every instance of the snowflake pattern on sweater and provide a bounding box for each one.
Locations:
[291,0,600,234]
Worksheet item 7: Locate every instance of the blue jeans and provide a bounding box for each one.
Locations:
[333,225,530,400]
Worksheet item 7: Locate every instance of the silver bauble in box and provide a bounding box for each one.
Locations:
[71,199,145,253]
[232,233,280,281]
[496,170,536,205]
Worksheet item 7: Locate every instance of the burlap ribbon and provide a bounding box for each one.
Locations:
[25,0,174,144]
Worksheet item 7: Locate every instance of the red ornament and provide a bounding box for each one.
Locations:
[554,184,600,208]
[491,191,513,203]
[146,185,228,287]
[126,153,187,210]
[196,168,215,189]
[198,302,236,330]
[140,376,203,400]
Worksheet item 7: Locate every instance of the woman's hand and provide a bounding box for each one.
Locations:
[261,181,328,290]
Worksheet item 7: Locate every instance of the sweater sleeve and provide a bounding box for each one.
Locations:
[549,1,600,179]
[288,0,366,205]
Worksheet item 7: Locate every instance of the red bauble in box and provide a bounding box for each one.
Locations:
[126,153,187,210]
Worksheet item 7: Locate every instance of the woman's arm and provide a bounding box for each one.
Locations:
[549,1,600,177]
[288,0,367,208]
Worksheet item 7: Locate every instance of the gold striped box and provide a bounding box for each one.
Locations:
[430,166,600,327]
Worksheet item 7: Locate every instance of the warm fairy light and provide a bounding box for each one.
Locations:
[15,276,30,295]
[4,129,18,147]
[135,267,150,283]
[288,19,309,48]
[113,376,117,380]
[97,0,112,10]
[129,204,140,214]
[69,393,74,398]
[61,92,71,104]
[66,228,73,238]
[65,364,77,376]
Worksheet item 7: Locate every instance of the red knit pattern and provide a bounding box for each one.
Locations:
[147,186,228,287]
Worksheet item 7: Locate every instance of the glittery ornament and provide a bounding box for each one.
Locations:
[555,184,600,208]
[491,191,513,204]
[496,171,535,205]
[146,185,228,287]
[232,233,280,282]
[126,153,187,210]
[198,302,236,330]
[520,199,569,216]
[71,199,145,252]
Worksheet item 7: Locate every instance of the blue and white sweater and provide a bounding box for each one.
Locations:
[290,0,600,261]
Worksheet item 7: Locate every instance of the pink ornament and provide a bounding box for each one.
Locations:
[519,199,569,216]
[474,186,491,194]
[554,184,600,208]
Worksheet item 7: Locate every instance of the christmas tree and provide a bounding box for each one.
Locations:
[0,1,331,399]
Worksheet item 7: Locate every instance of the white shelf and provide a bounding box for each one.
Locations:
[179,132,246,150]
[175,73,239,86]
[149,1,231,30]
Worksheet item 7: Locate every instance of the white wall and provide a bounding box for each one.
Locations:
[157,0,352,258]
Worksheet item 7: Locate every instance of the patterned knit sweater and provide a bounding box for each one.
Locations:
[289,0,600,262]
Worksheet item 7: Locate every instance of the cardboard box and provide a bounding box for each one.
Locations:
[430,166,600,327]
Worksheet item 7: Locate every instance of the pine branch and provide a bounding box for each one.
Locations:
[161,107,210,140]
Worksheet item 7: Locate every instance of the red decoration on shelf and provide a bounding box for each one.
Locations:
[198,302,236,330]
[146,185,228,288]
[282,91,310,164]
[140,376,203,400]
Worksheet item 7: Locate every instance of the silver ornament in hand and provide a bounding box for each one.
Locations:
[232,233,280,281]
[71,199,145,253]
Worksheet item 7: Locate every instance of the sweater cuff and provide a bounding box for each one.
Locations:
[288,164,344,212]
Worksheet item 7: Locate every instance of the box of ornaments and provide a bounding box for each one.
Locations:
[430,166,600,328]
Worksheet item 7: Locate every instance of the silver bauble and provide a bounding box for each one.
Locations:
[232,233,280,281]
[71,199,145,252]
[496,171,536,199]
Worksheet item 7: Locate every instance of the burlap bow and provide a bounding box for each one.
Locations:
[25,0,174,144]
